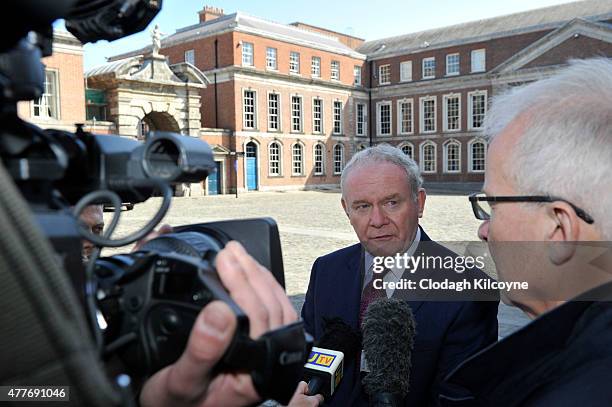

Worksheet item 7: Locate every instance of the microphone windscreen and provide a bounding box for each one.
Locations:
[361,298,415,397]
[318,317,361,357]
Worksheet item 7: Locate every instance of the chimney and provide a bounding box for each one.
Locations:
[199,6,224,23]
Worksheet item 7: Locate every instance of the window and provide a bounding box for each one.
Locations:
[446,53,459,76]
[291,95,302,132]
[444,141,461,173]
[420,96,436,133]
[356,103,367,136]
[311,56,321,77]
[377,101,392,136]
[471,49,486,73]
[443,94,461,131]
[469,139,486,172]
[331,60,340,80]
[313,98,323,133]
[137,119,149,140]
[290,51,300,74]
[243,90,256,129]
[242,42,254,66]
[292,143,304,175]
[33,70,59,119]
[269,142,281,176]
[422,57,436,79]
[379,64,390,85]
[314,143,325,175]
[333,101,343,134]
[400,61,412,82]
[398,99,413,134]
[268,93,280,131]
[354,66,362,86]
[421,142,437,173]
[469,91,487,130]
[185,49,195,65]
[266,47,277,70]
[401,144,414,159]
[333,144,344,174]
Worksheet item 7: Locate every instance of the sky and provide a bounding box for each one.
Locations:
[70,0,581,71]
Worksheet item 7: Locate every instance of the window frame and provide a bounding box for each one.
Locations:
[333,143,345,175]
[311,56,321,78]
[399,142,415,160]
[332,100,343,135]
[471,49,486,73]
[184,49,195,65]
[468,138,487,173]
[376,100,392,136]
[32,69,60,120]
[446,53,460,76]
[289,51,300,74]
[400,61,412,82]
[353,65,362,86]
[291,94,303,133]
[268,141,283,176]
[331,60,340,81]
[397,98,414,135]
[468,90,487,130]
[267,91,281,132]
[420,141,437,173]
[241,42,254,67]
[419,96,437,133]
[443,140,462,173]
[443,93,461,132]
[266,47,278,71]
[242,89,257,130]
[312,97,324,134]
[356,102,367,136]
[379,64,391,85]
[313,143,325,175]
[291,142,305,176]
[422,57,436,79]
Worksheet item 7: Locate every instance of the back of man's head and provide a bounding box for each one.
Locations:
[341,143,423,200]
[484,58,612,240]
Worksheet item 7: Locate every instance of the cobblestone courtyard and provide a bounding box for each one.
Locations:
[105,190,529,337]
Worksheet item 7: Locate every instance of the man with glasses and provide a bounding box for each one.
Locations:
[440,58,612,406]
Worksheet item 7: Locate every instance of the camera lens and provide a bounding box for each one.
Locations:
[143,138,181,180]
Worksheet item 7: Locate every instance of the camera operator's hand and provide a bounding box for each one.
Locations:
[140,241,298,407]
[285,381,324,407]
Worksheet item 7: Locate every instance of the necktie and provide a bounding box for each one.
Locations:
[358,267,390,328]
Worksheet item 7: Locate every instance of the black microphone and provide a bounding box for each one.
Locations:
[303,317,361,399]
[362,298,415,406]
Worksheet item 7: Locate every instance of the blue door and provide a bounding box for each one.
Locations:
[246,142,258,191]
[207,161,221,195]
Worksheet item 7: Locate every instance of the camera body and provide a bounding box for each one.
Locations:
[0,0,312,404]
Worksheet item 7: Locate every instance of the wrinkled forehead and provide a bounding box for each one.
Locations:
[343,162,412,198]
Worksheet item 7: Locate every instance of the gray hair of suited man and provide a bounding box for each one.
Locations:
[483,58,612,240]
[340,143,423,201]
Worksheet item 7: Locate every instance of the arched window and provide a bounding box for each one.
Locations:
[314,143,325,175]
[268,142,281,176]
[469,139,486,172]
[400,143,413,159]
[333,144,344,175]
[292,143,304,175]
[420,142,437,173]
[444,141,461,173]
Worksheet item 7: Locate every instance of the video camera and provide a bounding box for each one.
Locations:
[0,0,311,405]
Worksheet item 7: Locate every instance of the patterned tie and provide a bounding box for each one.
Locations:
[358,267,391,328]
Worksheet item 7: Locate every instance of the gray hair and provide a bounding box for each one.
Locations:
[341,143,423,200]
[484,58,612,239]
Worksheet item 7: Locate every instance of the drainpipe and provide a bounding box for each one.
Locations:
[368,59,374,147]
[214,38,219,128]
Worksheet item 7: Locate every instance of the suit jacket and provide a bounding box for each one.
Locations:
[301,227,499,406]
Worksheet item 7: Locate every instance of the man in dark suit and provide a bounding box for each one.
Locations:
[298,144,499,406]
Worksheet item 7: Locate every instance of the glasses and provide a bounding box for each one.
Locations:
[469,193,594,224]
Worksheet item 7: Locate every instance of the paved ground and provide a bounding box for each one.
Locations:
[103,189,530,338]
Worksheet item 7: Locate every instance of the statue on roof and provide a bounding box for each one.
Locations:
[151,24,165,55]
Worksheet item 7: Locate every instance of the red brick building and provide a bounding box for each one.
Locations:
[89,0,612,193]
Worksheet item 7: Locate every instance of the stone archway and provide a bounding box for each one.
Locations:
[138,111,181,139]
